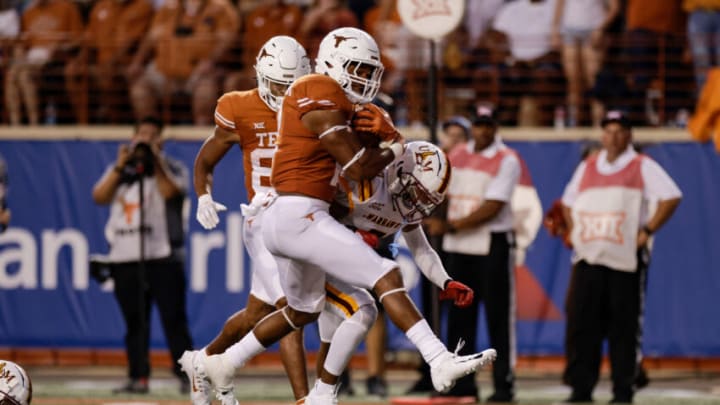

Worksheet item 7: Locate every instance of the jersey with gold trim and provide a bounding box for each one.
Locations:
[271,74,355,202]
[214,89,279,201]
[335,171,420,237]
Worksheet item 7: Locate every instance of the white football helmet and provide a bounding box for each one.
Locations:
[315,27,384,104]
[386,141,451,222]
[0,361,32,405]
[255,35,311,111]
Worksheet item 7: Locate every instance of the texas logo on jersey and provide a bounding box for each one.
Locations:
[577,210,626,244]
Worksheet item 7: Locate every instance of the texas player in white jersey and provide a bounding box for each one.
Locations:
[179,36,310,405]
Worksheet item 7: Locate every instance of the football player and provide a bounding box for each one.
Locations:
[181,35,311,405]
[0,360,32,405]
[200,27,496,405]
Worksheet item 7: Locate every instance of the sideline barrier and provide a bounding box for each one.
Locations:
[0,128,718,358]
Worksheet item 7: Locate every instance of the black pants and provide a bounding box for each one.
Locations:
[111,259,193,379]
[563,259,644,402]
[445,232,514,398]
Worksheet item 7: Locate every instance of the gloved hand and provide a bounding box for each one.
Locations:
[439,280,474,308]
[352,103,401,143]
[196,194,227,230]
[355,229,379,249]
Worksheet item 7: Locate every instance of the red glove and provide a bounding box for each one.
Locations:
[355,229,379,249]
[543,200,572,248]
[439,280,474,308]
[352,103,401,143]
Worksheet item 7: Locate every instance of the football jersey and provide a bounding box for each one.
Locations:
[335,172,420,238]
[272,74,355,202]
[214,89,279,202]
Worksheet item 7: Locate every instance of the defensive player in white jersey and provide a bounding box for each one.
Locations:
[199,27,496,405]
[315,141,477,397]
[179,36,311,405]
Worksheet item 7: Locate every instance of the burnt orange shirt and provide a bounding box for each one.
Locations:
[272,74,354,202]
[86,0,153,64]
[626,0,685,34]
[303,8,358,59]
[214,89,278,201]
[22,0,83,48]
[151,0,239,79]
[243,3,302,66]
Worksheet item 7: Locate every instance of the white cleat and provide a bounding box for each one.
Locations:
[215,389,240,405]
[431,346,497,393]
[178,350,212,405]
[305,380,339,405]
[202,353,238,404]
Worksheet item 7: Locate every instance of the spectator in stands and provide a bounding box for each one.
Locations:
[127,0,239,124]
[0,0,19,63]
[684,0,720,92]
[223,0,302,92]
[4,0,83,125]
[424,107,521,403]
[488,0,564,126]
[299,0,358,58]
[65,0,154,124]
[551,0,620,127]
[559,110,681,403]
[92,116,194,395]
[623,0,690,125]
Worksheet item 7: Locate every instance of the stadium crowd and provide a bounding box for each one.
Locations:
[0,0,716,128]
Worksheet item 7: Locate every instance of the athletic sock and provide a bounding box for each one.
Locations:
[405,319,447,367]
[222,332,266,369]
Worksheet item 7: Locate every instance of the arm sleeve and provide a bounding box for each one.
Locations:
[641,158,682,201]
[402,226,451,289]
[485,154,521,202]
[561,161,587,206]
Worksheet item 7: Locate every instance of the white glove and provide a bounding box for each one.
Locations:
[196,194,227,230]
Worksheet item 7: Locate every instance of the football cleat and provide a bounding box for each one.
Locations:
[178,350,212,405]
[305,380,339,405]
[202,353,237,404]
[430,346,497,393]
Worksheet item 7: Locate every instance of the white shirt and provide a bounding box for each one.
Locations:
[492,0,557,61]
[563,146,682,206]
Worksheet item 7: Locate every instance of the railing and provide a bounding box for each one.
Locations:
[0,33,698,129]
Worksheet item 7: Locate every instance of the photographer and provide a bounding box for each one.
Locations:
[92,117,193,394]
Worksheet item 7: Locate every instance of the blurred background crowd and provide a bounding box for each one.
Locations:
[0,0,717,129]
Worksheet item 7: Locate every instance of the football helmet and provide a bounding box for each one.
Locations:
[315,27,384,104]
[0,361,32,405]
[255,35,311,111]
[386,141,451,223]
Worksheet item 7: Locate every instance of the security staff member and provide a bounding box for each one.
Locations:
[92,117,193,394]
[560,110,681,404]
[425,106,520,403]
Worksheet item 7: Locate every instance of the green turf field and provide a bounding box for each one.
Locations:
[25,366,720,405]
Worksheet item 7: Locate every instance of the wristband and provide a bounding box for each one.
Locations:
[388,142,404,159]
[642,225,654,235]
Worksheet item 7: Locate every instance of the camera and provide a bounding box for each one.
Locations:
[120,142,155,182]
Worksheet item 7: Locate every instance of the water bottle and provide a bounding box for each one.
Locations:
[554,106,566,131]
[44,99,57,125]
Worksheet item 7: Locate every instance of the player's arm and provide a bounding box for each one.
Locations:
[401,223,451,288]
[193,126,240,197]
[303,109,400,181]
[193,126,238,229]
[402,223,473,307]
